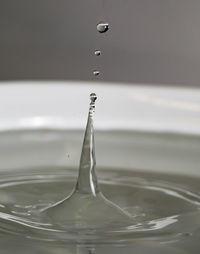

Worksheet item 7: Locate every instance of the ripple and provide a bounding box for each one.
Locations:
[0,168,199,244]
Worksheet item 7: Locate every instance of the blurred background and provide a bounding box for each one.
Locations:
[1,0,200,86]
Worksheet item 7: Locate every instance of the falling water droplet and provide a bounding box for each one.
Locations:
[97,22,109,33]
[94,50,101,56]
[93,70,100,76]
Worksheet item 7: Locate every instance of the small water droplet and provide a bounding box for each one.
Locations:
[90,93,97,103]
[97,22,109,33]
[93,70,100,76]
[94,50,101,56]
[89,93,97,116]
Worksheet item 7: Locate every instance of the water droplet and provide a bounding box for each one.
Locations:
[90,93,97,103]
[97,22,109,33]
[93,70,100,76]
[94,50,101,56]
[89,93,97,117]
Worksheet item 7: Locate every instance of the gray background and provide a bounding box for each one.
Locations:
[1,0,200,86]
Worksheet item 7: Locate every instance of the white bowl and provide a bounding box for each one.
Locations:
[0,81,199,177]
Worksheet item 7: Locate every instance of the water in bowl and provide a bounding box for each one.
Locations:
[0,94,199,253]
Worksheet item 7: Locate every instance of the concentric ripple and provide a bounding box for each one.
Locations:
[0,168,199,244]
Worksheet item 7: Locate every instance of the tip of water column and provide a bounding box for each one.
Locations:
[89,93,97,117]
[90,93,97,103]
